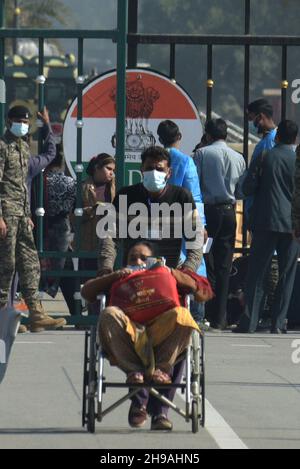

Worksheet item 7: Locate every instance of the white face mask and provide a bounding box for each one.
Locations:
[126,265,146,272]
[142,170,168,193]
[10,122,29,138]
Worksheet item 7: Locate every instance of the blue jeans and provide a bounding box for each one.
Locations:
[190,300,205,323]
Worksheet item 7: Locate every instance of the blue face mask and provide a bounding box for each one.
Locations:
[142,170,168,193]
[249,121,258,135]
[10,122,29,138]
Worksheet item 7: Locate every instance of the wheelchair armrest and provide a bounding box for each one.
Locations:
[97,294,107,311]
[185,294,194,310]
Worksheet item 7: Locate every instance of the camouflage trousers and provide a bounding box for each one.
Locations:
[0,216,40,309]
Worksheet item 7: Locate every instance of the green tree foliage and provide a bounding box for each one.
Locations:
[5,0,70,28]
[139,0,300,123]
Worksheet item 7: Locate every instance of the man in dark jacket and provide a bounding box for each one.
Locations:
[237,120,300,334]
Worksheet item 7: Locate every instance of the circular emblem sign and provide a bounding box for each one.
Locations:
[63,69,203,185]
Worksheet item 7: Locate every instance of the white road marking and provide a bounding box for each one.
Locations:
[204,399,248,449]
[231,344,272,348]
[15,342,54,345]
[177,390,248,449]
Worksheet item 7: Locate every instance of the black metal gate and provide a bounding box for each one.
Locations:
[2,0,299,323]
[126,0,300,247]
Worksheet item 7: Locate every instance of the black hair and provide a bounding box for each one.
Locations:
[141,146,171,167]
[247,99,269,115]
[128,241,155,255]
[193,134,209,153]
[276,119,298,144]
[256,103,274,119]
[124,240,156,266]
[48,143,65,170]
[157,120,181,146]
[86,153,115,177]
[205,119,228,141]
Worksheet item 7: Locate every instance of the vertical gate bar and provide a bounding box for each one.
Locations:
[114,0,128,270]
[128,0,138,68]
[13,0,20,55]
[243,0,251,248]
[169,43,176,80]
[281,45,288,121]
[74,37,84,317]
[36,37,45,253]
[0,0,5,136]
[116,0,128,192]
[206,45,213,120]
[75,37,84,251]
[245,0,251,36]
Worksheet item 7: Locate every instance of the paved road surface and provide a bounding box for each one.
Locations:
[1,325,300,449]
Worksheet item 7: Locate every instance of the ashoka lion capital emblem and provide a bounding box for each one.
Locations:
[110,75,160,152]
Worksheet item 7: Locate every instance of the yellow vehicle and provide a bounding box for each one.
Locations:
[5,53,78,139]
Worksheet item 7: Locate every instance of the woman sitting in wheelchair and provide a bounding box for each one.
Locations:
[81,241,212,429]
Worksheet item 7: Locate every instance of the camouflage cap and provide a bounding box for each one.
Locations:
[8,105,30,120]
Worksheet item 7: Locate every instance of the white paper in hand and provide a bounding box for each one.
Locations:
[203,238,213,254]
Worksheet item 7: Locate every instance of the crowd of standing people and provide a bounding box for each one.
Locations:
[0,98,300,338]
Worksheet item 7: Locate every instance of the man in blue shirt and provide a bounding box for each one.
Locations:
[157,120,207,324]
[194,119,246,330]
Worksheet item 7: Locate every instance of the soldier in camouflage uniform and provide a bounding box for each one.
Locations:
[292,145,300,240]
[0,105,66,332]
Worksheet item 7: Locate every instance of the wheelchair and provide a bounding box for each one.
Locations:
[82,295,205,434]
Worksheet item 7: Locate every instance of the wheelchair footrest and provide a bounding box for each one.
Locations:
[103,382,186,390]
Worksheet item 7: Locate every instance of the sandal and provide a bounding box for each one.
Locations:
[126,372,144,384]
[152,369,172,385]
[151,414,173,431]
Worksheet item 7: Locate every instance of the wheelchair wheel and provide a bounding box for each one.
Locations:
[87,397,95,433]
[82,330,89,428]
[200,333,205,428]
[192,400,199,434]
[87,326,97,434]
[97,353,105,423]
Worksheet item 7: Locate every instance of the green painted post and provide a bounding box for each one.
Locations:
[115,0,128,269]
[74,38,84,316]
[75,37,84,252]
[36,37,45,253]
[0,0,5,136]
[116,0,128,192]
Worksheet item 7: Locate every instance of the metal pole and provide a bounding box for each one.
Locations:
[116,0,128,192]
[36,38,45,253]
[13,0,20,55]
[74,38,84,317]
[281,46,288,121]
[74,37,84,256]
[243,0,251,248]
[0,0,5,136]
[245,0,251,36]
[128,0,138,68]
[170,43,176,80]
[206,45,213,120]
